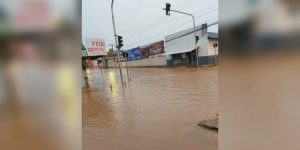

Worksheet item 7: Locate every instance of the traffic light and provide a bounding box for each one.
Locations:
[117,35,123,48]
[166,3,171,16]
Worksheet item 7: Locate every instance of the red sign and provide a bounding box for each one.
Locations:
[85,38,107,56]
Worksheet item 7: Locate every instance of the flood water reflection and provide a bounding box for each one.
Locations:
[83,67,218,150]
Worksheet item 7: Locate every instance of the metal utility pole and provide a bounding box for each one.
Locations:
[110,44,117,68]
[213,43,218,65]
[111,0,124,87]
[99,59,103,77]
[163,3,199,66]
[124,51,130,83]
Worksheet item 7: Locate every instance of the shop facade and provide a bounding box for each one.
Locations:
[164,24,218,66]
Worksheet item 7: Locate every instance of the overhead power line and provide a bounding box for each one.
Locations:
[179,0,217,11]
[174,0,194,8]
[123,6,217,34]
[165,21,218,43]
[178,0,202,10]
[124,7,218,40]
[125,21,218,50]
[125,8,218,47]
[85,5,217,38]
[123,0,143,27]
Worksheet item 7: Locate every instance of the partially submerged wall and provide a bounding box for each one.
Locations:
[102,57,167,68]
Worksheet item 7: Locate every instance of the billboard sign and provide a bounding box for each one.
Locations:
[150,41,164,55]
[140,45,151,59]
[127,47,141,61]
[85,38,107,56]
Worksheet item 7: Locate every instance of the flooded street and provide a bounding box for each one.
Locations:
[83,67,218,150]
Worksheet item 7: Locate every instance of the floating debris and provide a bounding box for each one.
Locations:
[198,118,218,131]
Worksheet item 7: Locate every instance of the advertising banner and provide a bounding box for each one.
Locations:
[85,38,107,56]
[140,45,151,59]
[127,47,141,61]
[150,40,164,55]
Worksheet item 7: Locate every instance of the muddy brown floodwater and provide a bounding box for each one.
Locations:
[83,67,218,150]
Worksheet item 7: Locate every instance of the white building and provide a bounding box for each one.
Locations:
[164,24,218,66]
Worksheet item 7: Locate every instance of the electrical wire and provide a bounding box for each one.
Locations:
[165,21,218,43]
[125,8,218,47]
[126,20,218,48]
[85,5,217,38]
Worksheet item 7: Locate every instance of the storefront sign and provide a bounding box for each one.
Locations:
[85,38,107,56]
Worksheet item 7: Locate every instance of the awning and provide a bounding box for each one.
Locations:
[163,48,196,55]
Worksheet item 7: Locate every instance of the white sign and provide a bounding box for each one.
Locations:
[85,38,107,56]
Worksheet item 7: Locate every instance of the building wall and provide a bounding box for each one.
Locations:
[208,39,218,56]
[165,37,219,66]
[197,37,218,56]
[197,55,218,65]
[198,38,219,65]
[165,26,208,56]
[164,24,218,66]
[102,57,167,68]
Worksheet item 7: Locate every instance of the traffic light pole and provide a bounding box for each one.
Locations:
[163,8,199,66]
[111,0,124,87]
[124,52,130,83]
[110,44,117,69]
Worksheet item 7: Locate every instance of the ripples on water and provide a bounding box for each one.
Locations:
[83,67,218,150]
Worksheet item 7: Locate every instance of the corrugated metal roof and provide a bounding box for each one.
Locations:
[163,48,194,55]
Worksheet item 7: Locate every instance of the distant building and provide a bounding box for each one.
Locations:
[164,24,218,66]
[98,25,218,68]
[207,32,219,64]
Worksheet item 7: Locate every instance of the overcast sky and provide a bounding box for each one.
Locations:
[82,0,218,50]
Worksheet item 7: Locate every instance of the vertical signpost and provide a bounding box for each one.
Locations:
[110,44,117,69]
[124,51,130,83]
[213,43,218,65]
[84,38,107,78]
[85,38,107,76]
